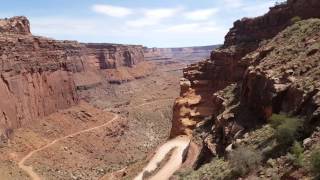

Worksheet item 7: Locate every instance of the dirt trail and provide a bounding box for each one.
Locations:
[134,136,190,180]
[134,98,174,108]
[18,99,175,180]
[18,114,119,180]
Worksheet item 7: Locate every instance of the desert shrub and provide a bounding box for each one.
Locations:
[175,158,233,180]
[269,114,302,146]
[291,16,302,24]
[310,150,320,176]
[275,119,302,146]
[229,146,262,176]
[287,141,304,167]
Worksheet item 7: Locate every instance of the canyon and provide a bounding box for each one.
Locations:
[0,16,156,140]
[0,15,211,180]
[1,0,320,179]
[171,0,320,179]
[144,45,219,64]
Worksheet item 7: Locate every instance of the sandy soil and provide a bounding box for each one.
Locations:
[134,136,190,180]
[0,62,183,180]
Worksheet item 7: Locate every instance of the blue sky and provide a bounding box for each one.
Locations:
[0,0,283,47]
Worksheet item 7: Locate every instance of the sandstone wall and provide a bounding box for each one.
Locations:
[0,16,30,35]
[0,16,152,138]
[84,43,145,69]
[144,45,219,62]
[0,19,88,137]
[171,0,320,139]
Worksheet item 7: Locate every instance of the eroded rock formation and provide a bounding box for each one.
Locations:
[0,16,31,35]
[0,17,85,139]
[0,16,149,142]
[144,45,219,63]
[171,0,320,157]
[85,43,145,69]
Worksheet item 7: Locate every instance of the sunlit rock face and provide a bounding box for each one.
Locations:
[0,16,151,141]
[171,0,320,157]
[84,43,145,70]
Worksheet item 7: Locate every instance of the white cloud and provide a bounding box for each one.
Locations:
[184,8,219,21]
[92,4,133,18]
[144,8,181,19]
[159,22,226,34]
[126,7,182,28]
[241,1,276,17]
[223,0,243,8]
[30,17,97,36]
[126,18,158,28]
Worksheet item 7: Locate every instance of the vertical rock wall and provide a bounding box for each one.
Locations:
[171,0,320,138]
[84,43,145,70]
[0,17,86,137]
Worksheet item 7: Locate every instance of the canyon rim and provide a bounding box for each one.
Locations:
[1,0,320,180]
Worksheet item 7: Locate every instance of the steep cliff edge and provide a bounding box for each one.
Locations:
[175,18,320,180]
[84,43,154,84]
[0,16,30,35]
[144,45,219,64]
[171,0,320,138]
[172,0,320,178]
[0,16,151,143]
[0,16,85,141]
[85,43,144,69]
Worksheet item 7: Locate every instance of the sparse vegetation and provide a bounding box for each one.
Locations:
[229,146,262,176]
[310,150,320,176]
[269,114,302,146]
[287,141,304,167]
[291,16,302,24]
[175,158,233,180]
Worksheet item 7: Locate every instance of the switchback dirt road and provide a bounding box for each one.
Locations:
[134,136,190,180]
[18,114,119,180]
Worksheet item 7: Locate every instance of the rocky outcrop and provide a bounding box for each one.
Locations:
[85,43,145,69]
[83,43,153,84]
[0,17,86,139]
[171,0,320,156]
[0,16,31,35]
[241,18,320,128]
[0,16,150,142]
[224,0,320,47]
[144,45,219,63]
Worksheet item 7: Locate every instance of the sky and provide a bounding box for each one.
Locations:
[0,0,284,47]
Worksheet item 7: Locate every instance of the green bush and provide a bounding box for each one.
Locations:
[288,141,304,167]
[175,158,233,180]
[269,114,302,146]
[310,150,320,176]
[291,16,302,24]
[229,146,262,176]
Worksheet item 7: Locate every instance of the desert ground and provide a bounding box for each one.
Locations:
[0,60,183,180]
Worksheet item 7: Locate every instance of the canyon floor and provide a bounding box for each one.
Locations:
[0,61,184,180]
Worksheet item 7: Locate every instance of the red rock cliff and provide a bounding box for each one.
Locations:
[0,16,153,138]
[0,17,88,136]
[84,43,145,69]
[0,16,31,35]
[171,0,320,140]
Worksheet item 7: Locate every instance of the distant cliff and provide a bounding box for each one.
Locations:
[144,45,220,63]
[84,43,145,69]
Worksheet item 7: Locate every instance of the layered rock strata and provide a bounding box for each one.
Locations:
[0,16,149,142]
[144,45,219,63]
[171,0,320,156]
[0,17,85,139]
[85,43,145,69]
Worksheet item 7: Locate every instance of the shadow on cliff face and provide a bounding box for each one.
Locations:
[98,50,109,69]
